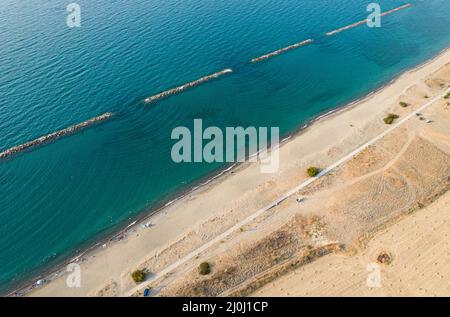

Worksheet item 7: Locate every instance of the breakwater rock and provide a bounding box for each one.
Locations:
[145,69,233,103]
[251,39,314,63]
[0,112,114,160]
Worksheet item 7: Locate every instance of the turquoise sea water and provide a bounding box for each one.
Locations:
[0,0,449,292]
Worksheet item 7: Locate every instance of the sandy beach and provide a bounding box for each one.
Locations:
[26,47,450,297]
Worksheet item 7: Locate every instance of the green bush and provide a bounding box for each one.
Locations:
[383,113,399,125]
[399,101,409,108]
[307,166,320,177]
[131,270,146,283]
[198,262,211,275]
[444,92,450,99]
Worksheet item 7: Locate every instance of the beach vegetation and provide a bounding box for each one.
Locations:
[424,95,429,99]
[383,113,399,125]
[198,262,211,275]
[307,166,320,177]
[377,252,393,265]
[444,92,450,99]
[399,101,409,108]
[131,269,146,283]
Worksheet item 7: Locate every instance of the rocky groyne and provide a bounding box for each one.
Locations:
[326,3,412,36]
[0,112,114,160]
[251,39,314,63]
[144,69,233,103]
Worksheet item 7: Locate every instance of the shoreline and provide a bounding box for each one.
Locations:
[9,45,450,297]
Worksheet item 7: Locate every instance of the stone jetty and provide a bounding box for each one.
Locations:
[144,69,233,103]
[251,39,314,63]
[325,3,412,36]
[0,112,114,160]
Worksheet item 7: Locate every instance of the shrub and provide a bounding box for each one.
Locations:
[131,270,146,283]
[424,95,429,99]
[307,166,320,177]
[377,252,393,265]
[399,101,409,108]
[198,262,211,275]
[383,113,399,125]
[444,92,450,99]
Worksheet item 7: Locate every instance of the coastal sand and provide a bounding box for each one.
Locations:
[28,48,450,297]
[253,191,450,297]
